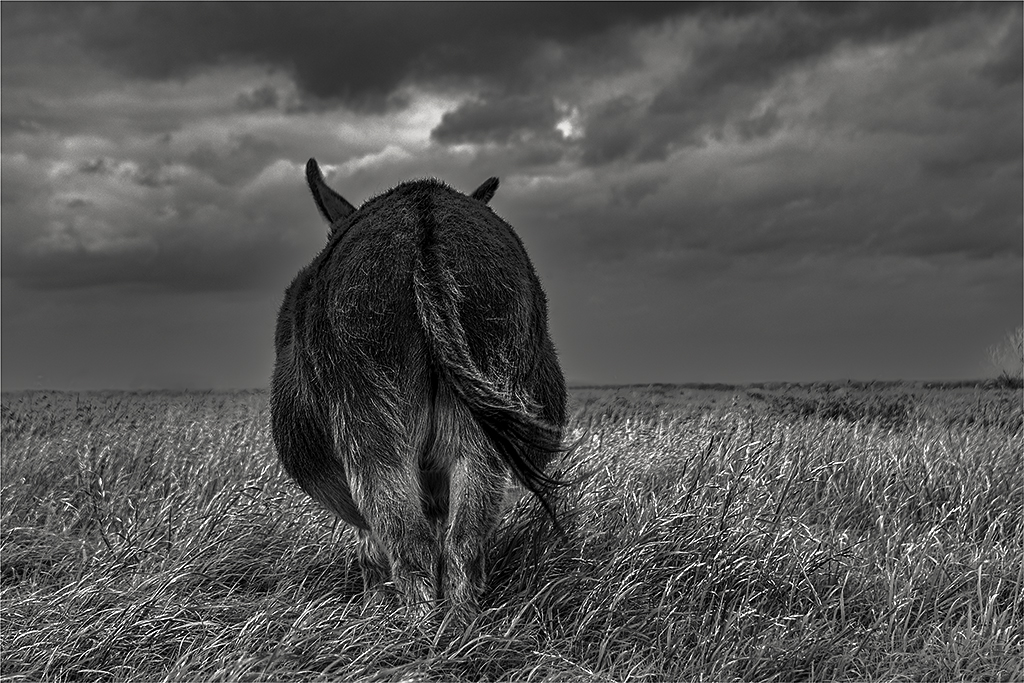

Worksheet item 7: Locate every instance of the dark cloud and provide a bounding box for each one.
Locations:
[2,3,688,109]
[979,12,1024,86]
[235,85,280,112]
[1,94,73,138]
[608,175,670,209]
[735,108,781,141]
[69,157,170,189]
[77,157,111,175]
[671,3,972,103]
[431,94,561,145]
[920,134,1023,179]
[580,96,668,166]
[578,88,781,167]
[185,134,283,187]
[574,2,1010,166]
[1,149,321,292]
[545,101,1022,273]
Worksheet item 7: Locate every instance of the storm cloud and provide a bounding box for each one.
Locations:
[3,3,685,108]
[1,2,1020,388]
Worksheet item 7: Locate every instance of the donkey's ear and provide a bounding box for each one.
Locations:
[471,177,499,204]
[306,158,355,225]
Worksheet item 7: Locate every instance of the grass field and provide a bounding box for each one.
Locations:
[2,383,1021,682]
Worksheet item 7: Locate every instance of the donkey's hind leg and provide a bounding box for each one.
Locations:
[355,527,390,597]
[347,442,440,617]
[443,450,508,617]
[431,387,509,617]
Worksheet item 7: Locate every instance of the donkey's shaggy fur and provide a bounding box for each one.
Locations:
[272,160,567,616]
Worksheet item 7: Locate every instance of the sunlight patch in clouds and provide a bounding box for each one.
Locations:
[555,103,584,140]
[335,146,414,177]
[242,158,305,195]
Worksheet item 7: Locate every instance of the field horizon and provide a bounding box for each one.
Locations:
[4,377,1017,395]
[2,383,1021,681]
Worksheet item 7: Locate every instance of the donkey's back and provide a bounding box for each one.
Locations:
[271,161,567,617]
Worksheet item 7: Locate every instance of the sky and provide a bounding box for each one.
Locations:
[1,2,1021,390]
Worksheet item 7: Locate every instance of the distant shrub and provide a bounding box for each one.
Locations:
[988,374,1023,391]
[989,325,1023,387]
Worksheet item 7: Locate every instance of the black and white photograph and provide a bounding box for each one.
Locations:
[2,2,1021,680]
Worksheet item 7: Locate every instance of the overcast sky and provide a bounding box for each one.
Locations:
[2,2,1021,390]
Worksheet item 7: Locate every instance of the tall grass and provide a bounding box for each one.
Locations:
[2,384,1021,681]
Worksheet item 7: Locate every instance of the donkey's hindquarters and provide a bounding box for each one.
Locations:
[271,160,568,617]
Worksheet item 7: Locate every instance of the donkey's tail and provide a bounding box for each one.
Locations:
[412,234,566,522]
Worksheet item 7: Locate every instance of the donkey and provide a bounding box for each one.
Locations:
[271,159,568,617]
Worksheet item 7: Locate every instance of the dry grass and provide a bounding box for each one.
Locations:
[2,383,1022,681]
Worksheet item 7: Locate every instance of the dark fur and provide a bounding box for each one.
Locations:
[271,159,568,616]
[305,159,356,236]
